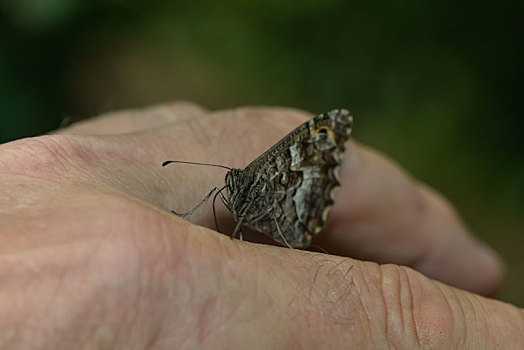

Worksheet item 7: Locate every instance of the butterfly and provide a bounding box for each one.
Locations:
[163,109,353,248]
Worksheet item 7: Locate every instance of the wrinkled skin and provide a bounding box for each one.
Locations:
[0,102,522,349]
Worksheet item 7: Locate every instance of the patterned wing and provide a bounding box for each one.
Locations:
[241,109,353,248]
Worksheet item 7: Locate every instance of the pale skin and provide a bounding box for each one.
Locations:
[0,102,522,349]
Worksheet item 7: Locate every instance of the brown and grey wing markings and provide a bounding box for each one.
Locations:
[237,109,352,248]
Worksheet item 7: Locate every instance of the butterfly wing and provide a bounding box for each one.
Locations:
[239,109,353,248]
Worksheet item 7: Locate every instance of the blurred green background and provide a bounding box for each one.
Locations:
[1,1,522,305]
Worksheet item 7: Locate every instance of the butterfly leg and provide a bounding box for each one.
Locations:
[217,187,230,211]
[231,216,245,241]
[211,185,228,232]
[272,211,293,249]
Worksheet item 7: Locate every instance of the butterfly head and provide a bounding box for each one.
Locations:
[225,168,242,197]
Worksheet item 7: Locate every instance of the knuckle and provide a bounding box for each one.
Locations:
[378,264,459,348]
[0,135,88,178]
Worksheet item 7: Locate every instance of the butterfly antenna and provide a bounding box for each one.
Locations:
[162,160,232,171]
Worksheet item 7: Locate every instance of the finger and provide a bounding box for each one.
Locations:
[224,240,523,348]
[54,101,207,135]
[123,216,523,348]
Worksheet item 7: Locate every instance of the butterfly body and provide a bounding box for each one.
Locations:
[223,109,353,248]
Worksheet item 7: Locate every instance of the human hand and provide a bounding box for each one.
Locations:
[0,102,521,348]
